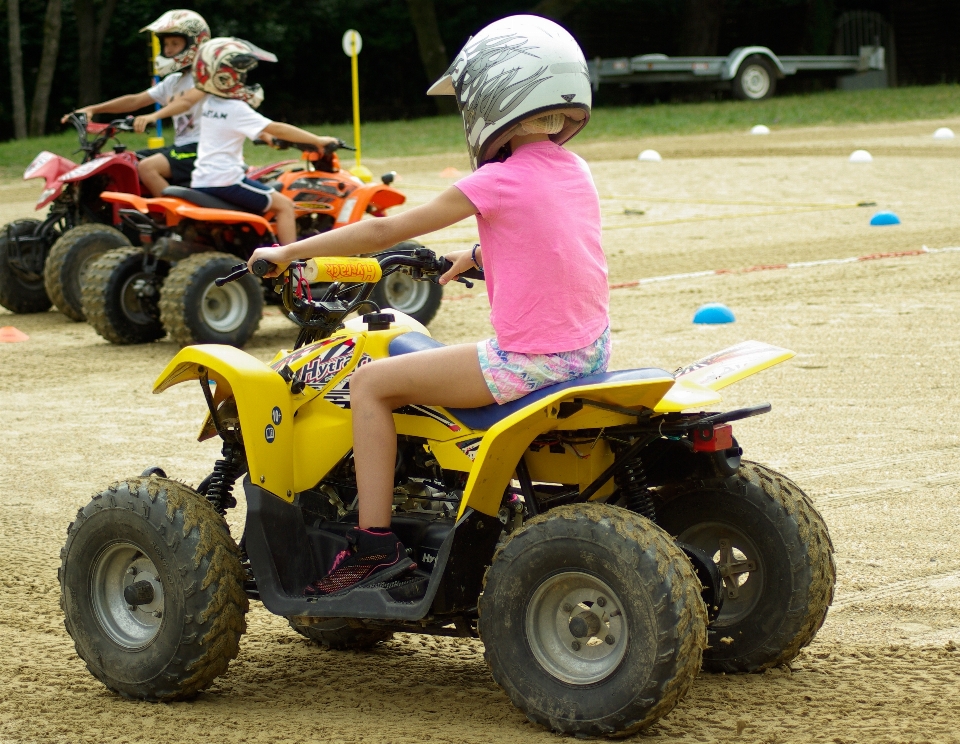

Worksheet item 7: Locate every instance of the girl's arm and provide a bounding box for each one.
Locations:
[132,88,205,133]
[261,121,338,151]
[248,186,478,282]
[62,92,156,123]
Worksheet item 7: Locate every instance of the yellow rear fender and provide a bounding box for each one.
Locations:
[457,374,675,518]
[654,341,794,413]
[153,345,295,500]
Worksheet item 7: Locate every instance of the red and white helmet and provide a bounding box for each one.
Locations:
[193,37,278,109]
[140,10,210,78]
[428,15,591,170]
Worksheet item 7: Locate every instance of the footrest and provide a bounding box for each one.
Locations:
[375,571,429,602]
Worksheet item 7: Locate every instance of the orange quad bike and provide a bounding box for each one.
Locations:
[80,140,436,347]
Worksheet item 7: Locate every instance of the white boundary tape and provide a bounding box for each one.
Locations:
[442,246,960,303]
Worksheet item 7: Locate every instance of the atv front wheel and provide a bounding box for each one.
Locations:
[59,477,248,701]
[479,503,707,737]
[287,617,394,649]
[160,252,263,347]
[82,247,167,344]
[370,271,442,325]
[655,461,835,673]
[0,219,51,313]
[45,224,130,321]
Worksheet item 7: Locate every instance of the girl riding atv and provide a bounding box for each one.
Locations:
[61,10,210,197]
[247,15,606,595]
[134,38,338,245]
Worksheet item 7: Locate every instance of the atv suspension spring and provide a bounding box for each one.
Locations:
[617,459,656,520]
[200,441,247,515]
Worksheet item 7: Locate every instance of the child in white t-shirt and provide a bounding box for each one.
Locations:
[135,38,336,245]
[65,35,202,196]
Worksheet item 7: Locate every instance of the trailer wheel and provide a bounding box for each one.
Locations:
[732,55,776,101]
[160,252,263,347]
[0,219,52,314]
[82,247,167,345]
[656,461,835,673]
[479,503,707,737]
[45,224,131,321]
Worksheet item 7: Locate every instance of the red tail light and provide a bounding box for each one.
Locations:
[691,423,734,452]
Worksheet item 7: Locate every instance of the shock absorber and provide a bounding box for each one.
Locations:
[199,440,247,515]
[617,458,656,520]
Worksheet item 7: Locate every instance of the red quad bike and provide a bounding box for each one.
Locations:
[81,140,428,347]
[0,114,147,319]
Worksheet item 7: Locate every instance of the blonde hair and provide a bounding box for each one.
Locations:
[519,112,566,135]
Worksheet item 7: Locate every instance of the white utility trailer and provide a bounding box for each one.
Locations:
[587,45,886,100]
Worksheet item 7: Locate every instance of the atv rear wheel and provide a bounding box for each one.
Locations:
[45,224,130,321]
[287,617,395,649]
[479,503,707,737]
[160,252,263,347]
[0,219,52,313]
[59,477,248,701]
[370,271,442,325]
[82,247,167,344]
[655,461,835,673]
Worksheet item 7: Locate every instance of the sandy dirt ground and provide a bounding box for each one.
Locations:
[2,120,960,743]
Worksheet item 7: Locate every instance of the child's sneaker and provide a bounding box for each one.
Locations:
[304,528,415,596]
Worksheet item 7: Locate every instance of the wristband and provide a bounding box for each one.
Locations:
[470,244,481,269]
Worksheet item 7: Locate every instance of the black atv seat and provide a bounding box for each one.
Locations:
[388,332,673,431]
[161,186,260,213]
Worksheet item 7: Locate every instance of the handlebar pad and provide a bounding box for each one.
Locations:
[440,257,485,281]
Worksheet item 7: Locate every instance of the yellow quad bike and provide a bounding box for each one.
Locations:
[59,246,835,736]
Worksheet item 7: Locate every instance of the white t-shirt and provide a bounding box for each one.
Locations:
[146,72,201,147]
[190,96,272,188]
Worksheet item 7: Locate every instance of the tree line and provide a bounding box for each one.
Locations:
[1,0,954,143]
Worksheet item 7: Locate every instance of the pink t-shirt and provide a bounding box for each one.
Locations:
[454,141,609,354]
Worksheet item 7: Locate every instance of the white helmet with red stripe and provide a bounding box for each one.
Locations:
[140,10,210,78]
[193,37,278,109]
[427,15,591,170]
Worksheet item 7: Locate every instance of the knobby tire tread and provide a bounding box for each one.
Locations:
[81,246,162,344]
[159,252,262,347]
[0,219,51,313]
[59,477,248,701]
[45,224,129,322]
[479,502,707,737]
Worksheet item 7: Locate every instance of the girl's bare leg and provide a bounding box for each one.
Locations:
[349,343,494,528]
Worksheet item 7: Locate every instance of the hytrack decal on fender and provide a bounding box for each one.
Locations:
[455,437,482,460]
[270,337,341,371]
[297,340,362,392]
[322,353,373,409]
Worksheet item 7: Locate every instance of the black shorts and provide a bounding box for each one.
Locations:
[136,143,198,186]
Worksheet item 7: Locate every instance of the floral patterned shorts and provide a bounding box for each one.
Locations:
[477,327,612,405]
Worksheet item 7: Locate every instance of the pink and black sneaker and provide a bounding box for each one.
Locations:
[305,527,416,596]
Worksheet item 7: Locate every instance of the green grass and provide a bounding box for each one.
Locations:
[5,85,960,176]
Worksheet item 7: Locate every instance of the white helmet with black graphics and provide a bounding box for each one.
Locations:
[427,14,591,170]
[140,10,211,78]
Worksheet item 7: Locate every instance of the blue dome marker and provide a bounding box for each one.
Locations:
[693,303,736,324]
[870,211,901,226]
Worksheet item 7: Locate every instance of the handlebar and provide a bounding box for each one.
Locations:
[64,113,135,160]
[254,138,355,155]
[215,246,483,348]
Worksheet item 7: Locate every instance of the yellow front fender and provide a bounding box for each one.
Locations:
[153,345,294,500]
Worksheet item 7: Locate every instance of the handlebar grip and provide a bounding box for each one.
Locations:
[440,257,485,281]
[251,259,276,277]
